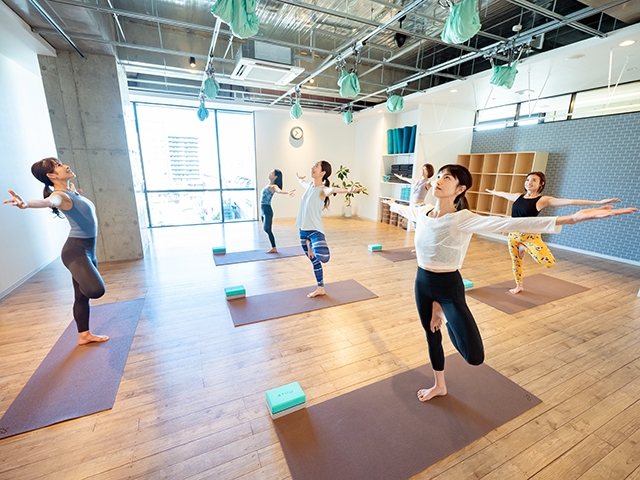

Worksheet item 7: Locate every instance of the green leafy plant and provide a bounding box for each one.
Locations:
[332,165,368,207]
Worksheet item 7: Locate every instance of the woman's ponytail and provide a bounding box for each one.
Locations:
[32,157,62,217]
[320,160,332,210]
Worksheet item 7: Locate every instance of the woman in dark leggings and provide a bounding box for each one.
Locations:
[260,169,295,254]
[4,157,108,345]
[385,165,635,402]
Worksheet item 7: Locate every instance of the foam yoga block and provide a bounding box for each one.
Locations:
[225,285,246,300]
[463,279,474,289]
[266,381,306,419]
[212,246,226,255]
[368,244,382,252]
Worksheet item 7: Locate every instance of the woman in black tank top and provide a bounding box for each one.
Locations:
[487,171,621,294]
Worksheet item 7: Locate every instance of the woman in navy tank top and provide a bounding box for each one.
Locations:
[4,158,108,345]
[260,169,295,254]
[487,172,620,294]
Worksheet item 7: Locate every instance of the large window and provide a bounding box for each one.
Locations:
[134,104,257,227]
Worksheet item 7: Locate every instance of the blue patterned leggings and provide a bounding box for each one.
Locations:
[299,230,330,286]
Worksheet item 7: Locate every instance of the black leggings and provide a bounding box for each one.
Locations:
[60,237,106,333]
[414,268,484,371]
[261,204,276,248]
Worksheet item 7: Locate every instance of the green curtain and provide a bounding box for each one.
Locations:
[441,0,482,45]
[290,99,303,120]
[386,95,404,113]
[204,77,220,100]
[490,62,519,89]
[338,70,361,98]
[197,102,209,121]
[342,110,353,125]
[211,0,259,39]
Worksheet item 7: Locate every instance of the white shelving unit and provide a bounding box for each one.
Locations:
[379,153,416,202]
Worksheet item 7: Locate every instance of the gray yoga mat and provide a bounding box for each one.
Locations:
[466,273,589,314]
[0,299,144,439]
[228,279,377,326]
[274,354,541,480]
[213,245,304,266]
[374,246,416,262]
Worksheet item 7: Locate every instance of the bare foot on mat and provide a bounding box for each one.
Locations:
[307,287,326,298]
[417,385,447,402]
[78,332,109,345]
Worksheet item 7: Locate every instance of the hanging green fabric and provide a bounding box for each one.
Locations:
[338,70,361,98]
[204,77,220,100]
[342,110,353,125]
[490,61,519,89]
[211,0,259,39]
[386,95,404,113]
[290,99,303,120]
[197,102,209,121]
[441,0,482,45]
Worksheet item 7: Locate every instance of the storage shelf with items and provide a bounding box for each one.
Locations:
[380,152,416,203]
[456,151,548,217]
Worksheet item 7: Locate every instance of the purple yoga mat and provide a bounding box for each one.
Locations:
[214,245,304,266]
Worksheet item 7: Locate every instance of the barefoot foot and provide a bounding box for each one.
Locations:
[307,287,326,298]
[78,331,109,345]
[509,285,524,294]
[266,247,278,254]
[305,239,314,259]
[417,385,447,402]
[517,243,526,259]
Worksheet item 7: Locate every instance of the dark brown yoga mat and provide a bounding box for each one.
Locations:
[214,245,303,266]
[274,355,541,480]
[0,299,144,440]
[374,246,416,262]
[466,273,589,314]
[228,279,377,327]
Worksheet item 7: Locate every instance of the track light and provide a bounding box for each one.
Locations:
[189,56,196,68]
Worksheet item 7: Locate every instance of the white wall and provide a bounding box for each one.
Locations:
[254,109,357,219]
[0,5,67,299]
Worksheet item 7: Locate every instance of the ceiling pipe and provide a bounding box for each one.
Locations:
[506,0,606,38]
[269,0,430,107]
[28,0,85,58]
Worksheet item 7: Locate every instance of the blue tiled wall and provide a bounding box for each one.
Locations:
[471,112,640,263]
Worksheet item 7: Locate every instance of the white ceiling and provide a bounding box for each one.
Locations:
[403,21,640,111]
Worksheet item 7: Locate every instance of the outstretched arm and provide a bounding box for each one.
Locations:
[296,172,311,188]
[3,190,64,209]
[272,185,296,197]
[486,189,520,202]
[538,196,621,209]
[556,205,637,225]
[394,174,414,184]
[325,185,362,196]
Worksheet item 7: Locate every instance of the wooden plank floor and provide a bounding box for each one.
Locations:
[1,217,639,479]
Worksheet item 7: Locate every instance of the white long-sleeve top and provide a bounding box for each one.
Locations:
[390,203,562,272]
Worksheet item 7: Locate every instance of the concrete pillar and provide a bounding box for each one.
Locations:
[38,52,147,262]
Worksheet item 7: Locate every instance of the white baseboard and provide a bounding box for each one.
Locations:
[0,256,60,301]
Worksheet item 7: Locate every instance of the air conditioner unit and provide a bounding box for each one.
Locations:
[231,40,305,86]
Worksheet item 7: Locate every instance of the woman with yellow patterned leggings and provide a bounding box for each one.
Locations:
[487,172,620,294]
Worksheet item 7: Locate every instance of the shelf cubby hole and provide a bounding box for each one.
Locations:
[466,192,478,211]
[482,155,499,173]
[471,173,482,191]
[457,155,471,169]
[511,175,526,193]
[476,193,492,213]
[469,154,484,173]
[515,153,535,174]
[491,196,508,216]
[497,154,516,173]
[495,175,512,192]
[479,174,496,191]
[506,200,513,216]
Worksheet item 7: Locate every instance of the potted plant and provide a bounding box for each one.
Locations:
[331,165,368,217]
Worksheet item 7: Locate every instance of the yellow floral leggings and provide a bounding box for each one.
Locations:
[508,232,556,285]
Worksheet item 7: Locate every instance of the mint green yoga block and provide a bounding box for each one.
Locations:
[266,381,306,414]
[225,285,246,298]
[212,246,226,255]
[368,244,382,251]
[463,279,474,289]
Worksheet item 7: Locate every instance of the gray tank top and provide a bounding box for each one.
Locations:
[55,190,98,238]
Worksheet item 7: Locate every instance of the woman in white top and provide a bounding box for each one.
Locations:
[296,160,362,298]
[394,163,435,205]
[385,164,635,402]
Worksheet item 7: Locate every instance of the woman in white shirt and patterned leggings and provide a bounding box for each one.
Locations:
[386,164,635,402]
[4,157,109,346]
[296,160,362,298]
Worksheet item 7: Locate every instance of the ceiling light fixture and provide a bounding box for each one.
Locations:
[189,56,196,68]
[619,40,636,47]
[566,54,585,60]
[450,89,458,93]
[308,77,315,84]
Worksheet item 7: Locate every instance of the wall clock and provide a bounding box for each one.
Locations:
[290,126,304,140]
